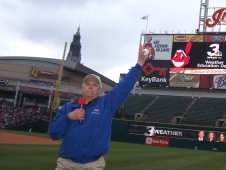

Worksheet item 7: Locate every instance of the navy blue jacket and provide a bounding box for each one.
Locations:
[48,64,142,163]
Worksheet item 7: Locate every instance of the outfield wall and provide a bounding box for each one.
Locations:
[111,119,226,152]
[7,119,226,152]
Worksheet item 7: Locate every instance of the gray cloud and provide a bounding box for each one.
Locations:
[0,0,225,81]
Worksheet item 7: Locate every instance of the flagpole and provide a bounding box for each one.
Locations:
[141,15,149,33]
[138,32,143,59]
[145,15,149,33]
[140,32,143,46]
[140,15,148,51]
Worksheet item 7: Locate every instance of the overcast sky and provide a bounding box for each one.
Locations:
[0,0,225,82]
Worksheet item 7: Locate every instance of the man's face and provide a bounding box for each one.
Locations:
[199,131,204,138]
[220,134,224,141]
[82,79,101,100]
[209,132,214,139]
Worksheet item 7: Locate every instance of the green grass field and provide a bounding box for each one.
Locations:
[1,140,226,170]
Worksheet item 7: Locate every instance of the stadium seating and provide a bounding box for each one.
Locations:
[143,95,192,123]
[122,94,226,127]
[181,98,226,126]
[123,94,156,117]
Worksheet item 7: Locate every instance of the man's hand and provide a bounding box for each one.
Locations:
[137,45,148,67]
[68,108,85,121]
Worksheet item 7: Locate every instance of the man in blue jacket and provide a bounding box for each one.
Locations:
[49,46,148,170]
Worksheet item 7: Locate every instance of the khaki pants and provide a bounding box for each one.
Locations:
[55,156,105,170]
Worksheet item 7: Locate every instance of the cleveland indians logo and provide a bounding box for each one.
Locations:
[171,42,192,68]
[205,8,226,28]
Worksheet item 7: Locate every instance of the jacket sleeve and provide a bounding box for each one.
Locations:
[48,102,72,140]
[105,63,142,114]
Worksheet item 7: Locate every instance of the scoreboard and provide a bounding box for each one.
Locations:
[139,34,226,89]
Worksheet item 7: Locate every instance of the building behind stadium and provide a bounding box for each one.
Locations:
[0,27,116,112]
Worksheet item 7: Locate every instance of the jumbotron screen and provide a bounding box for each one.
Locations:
[139,34,226,89]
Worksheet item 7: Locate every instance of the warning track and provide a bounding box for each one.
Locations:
[0,132,61,145]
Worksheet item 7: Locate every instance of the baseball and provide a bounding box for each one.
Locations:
[142,49,149,56]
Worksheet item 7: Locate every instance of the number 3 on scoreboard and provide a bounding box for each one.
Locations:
[207,44,222,57]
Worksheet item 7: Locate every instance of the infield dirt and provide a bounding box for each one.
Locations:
[0,132,61,145]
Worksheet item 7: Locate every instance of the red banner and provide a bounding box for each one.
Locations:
[145,137,169,147]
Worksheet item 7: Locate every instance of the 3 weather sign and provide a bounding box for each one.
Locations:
[139,34,226,89]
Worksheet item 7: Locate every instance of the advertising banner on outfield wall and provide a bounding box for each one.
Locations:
[128,124,226,143]
[145,137,169,147]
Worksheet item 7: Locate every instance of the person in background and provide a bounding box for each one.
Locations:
[218,133,225,142]
[198,130,205,141]
[48,45,148,170]
[144,42,155,60]
[207,131,215,142]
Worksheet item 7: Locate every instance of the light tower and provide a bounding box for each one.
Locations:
[49,42,67,121]
[198,0,209,32]
[198,0,226,33]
